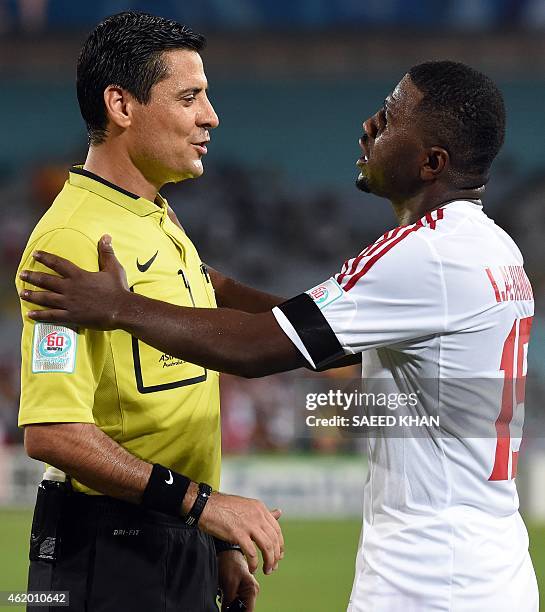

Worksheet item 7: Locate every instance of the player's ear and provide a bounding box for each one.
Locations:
[420,146,449,182]
[103,86,132,132]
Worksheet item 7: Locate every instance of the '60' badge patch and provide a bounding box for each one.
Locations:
[306,278,343,310]
[32,323,77,373]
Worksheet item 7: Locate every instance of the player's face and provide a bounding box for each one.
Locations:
[356,75,426,201]
[127,49,219,186]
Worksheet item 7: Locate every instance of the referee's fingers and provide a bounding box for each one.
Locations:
[252,527,276,575]
[238,535,259,574]
[263,512,282,570]
[265,511,284,559]
[19,270,64,293]
[33,250,79,278]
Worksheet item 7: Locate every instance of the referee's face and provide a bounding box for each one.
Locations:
[356,75,426,202]
[127,49,219,187]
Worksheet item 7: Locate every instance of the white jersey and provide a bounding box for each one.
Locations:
[273,201,538,611]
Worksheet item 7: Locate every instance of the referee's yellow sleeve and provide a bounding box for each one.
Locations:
[17,228,108,426]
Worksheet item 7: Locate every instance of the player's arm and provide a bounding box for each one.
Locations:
[20,238,355,376]
[19,238,315,377]
[20,233,447,377]
[24,283,303,377]
[206,268,361,373]
[24,421,283,574]
[120,302,300,377]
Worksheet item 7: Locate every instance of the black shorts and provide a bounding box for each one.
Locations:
[27,492,218,612]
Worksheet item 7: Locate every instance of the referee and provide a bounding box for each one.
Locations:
[16,12,283,612]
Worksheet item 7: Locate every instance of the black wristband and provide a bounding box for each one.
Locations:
[141,464,190,517]
[213,537,243,555]
[184,482,212,526]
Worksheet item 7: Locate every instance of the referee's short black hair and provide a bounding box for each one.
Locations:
[408,61,506,178]
[77,11,206,145]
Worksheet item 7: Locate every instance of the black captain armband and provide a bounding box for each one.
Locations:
[276,293,344,370]
[141,464,191,517]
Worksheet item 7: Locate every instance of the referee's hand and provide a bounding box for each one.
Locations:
[199,490,284,575]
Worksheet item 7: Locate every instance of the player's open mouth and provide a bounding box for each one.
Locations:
[356,155,369,167]
[357,137,369,165]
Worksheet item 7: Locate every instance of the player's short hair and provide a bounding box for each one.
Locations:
[408,61,505,178]
[77,11,206,145]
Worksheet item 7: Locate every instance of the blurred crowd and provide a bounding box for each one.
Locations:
[0,154,544,454]
[3,0,545,32]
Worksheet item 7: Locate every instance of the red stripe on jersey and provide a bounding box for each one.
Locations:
[365,226,403,257]
[426,209,444,229]
[343,221,424,292]
[337,228,404,285]
[339,207,445,292]
[335,260,350,285]
[337,253,361,285]
[336,236,385,285]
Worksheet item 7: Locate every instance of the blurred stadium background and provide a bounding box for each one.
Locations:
[1,1,545,610]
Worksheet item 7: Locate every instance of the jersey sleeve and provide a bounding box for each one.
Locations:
[17,228,108,426]
[272,233,446,368]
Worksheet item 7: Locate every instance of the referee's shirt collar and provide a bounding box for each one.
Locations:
[69,166,167,217]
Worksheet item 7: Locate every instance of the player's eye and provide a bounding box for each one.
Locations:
[182,95,196,103]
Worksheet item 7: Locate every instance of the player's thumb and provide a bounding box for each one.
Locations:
[270,508,282,521]
[98,234,118,271]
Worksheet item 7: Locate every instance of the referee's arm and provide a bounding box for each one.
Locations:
[168,204,283,314]
[24,422,283,575]
[207,266,284,312]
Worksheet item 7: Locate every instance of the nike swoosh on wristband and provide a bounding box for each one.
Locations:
[165,470,174,485]
[136,250,159,273]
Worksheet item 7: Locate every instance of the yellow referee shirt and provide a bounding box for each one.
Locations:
[16,168,221,493]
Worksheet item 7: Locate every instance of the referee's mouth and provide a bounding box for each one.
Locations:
[192,140,209,155]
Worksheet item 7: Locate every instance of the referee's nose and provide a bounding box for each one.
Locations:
[199,94,219,130]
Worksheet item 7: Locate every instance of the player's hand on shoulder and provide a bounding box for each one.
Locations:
[218,549,259,611]
[200,491,284,575]
[19,235,129,331]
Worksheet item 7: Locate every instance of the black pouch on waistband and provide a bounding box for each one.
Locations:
[29,478,69,563]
